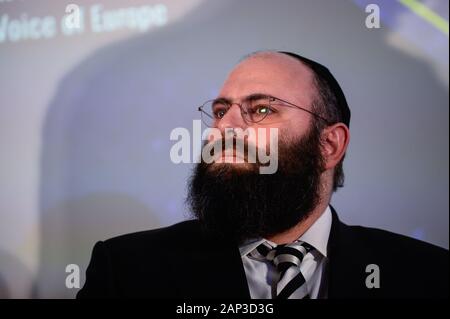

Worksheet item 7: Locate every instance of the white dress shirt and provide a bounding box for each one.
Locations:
[239,206,332,299]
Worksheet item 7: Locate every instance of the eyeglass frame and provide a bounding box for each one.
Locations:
[197,93,332,127]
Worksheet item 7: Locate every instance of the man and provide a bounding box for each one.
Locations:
[77,51,448,299]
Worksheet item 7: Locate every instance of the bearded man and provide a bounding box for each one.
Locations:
[78,51,448,299]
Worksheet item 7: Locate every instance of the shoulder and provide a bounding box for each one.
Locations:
[101,219,203,252]
[78,219,204,298]
[345,223,448,260]
[344,223,448,296]
[332,221,448,297]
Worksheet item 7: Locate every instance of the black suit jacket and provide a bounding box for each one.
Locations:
[77,207,448,298]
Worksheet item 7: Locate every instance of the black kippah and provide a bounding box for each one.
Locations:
[278,51,351,128]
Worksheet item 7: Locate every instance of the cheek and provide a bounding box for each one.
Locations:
[283,118,314,145]
[249,126,288,152]
[209,135,217,143]
[204,128,223,143]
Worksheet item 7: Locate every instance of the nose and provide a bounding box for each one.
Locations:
[216,103,248,133]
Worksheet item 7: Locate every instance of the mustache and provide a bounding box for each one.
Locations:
[204,137,260,163]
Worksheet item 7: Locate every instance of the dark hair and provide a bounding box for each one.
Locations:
[311,74,346,191]
[277,51,350,192]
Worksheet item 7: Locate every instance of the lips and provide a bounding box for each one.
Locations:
[207,138,259,164]
[215,148,246,163]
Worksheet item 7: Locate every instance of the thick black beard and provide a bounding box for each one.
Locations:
[187,125,325,245]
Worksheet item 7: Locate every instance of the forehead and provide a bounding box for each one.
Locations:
[219,52,316,103]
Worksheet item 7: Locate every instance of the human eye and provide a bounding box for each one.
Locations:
[212,102,229,119]
[256,104,273,115]
[249,103,275,115]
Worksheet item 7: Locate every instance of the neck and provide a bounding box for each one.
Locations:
[266,198,329,245]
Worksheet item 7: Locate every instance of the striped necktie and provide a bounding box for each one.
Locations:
[252,241,314,299]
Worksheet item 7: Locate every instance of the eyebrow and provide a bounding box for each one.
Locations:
[213,93,274,104]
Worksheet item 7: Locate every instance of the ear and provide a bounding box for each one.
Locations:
[321,123,350,170]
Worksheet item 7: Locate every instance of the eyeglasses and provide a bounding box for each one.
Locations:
[198,93,331,127]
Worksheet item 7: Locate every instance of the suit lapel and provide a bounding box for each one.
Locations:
[327,206,374,298]
[197,240,251,298]
[174,227,251,298]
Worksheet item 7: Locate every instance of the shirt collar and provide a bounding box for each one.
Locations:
[239,205,332,258]
[299,205,331,257]
[239,238,268,257]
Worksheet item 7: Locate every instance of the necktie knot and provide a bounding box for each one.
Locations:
[256,241,313,264]
[252,241,314,299]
